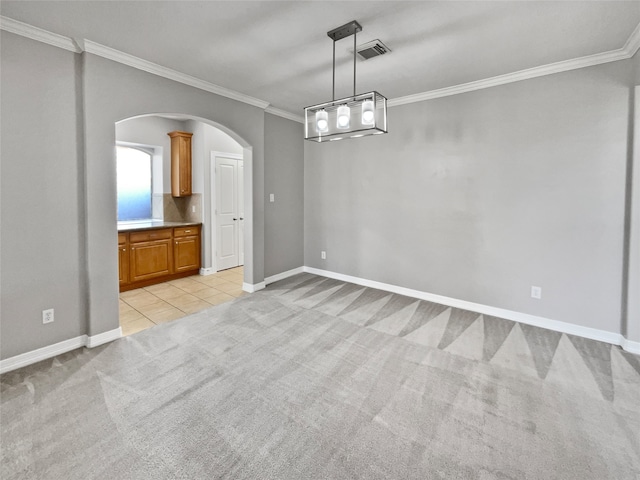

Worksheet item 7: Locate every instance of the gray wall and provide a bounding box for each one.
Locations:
[82,51,266,337]
[264,113,304,278]
[115,116,187,194]
[626,54,640,343]
[305,58,635,335]
[1,32,87,358]
[186,119,243,270]
[1,32,303,360]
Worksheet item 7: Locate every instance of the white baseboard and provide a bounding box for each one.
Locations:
[0,336,86,374]
[243,281,266,293]
[265,266,305,285]
[0,327,123,375]
[621,338,640,355]
[303,266,636,353]
[86,327,122,348]
[199,267,216,276]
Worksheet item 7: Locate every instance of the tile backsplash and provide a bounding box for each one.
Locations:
[163,193,202,223]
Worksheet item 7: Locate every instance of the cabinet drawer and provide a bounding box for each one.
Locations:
[130,228,172,243]
[118,233,127,245]
[174,226,199,237]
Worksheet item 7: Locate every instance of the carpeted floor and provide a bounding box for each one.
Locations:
[2,273,639,479]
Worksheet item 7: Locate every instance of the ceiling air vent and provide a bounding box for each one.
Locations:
[356,39,391,60]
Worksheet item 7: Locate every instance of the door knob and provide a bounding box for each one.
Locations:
[239,217,244,220]
[233,218,238,221]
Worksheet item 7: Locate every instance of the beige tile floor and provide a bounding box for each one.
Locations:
[119,266,245,336]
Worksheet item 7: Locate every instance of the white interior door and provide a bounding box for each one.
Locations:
[215,155,244,271]
[216,157,238,270]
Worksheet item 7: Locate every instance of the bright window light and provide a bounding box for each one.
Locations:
[116,146,152,221]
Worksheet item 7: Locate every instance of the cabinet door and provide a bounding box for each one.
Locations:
[169,131,192,197]
[179,136,192,196]
[118,245,129,286]
[174,236,200,273]
[129,239,173,282]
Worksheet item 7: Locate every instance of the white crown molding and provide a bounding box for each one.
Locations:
[0,15,80,53]
[265,106,304,124]
[82,40,270,109]
[389,46,635,108]
[303,266,636,352]
[623,21,640,57]
[2,16,639,121]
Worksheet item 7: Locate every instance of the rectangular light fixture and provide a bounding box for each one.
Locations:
[303,20,388,143]
[304,91,387,142]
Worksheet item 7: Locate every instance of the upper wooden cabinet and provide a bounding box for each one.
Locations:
[168,130,193,197]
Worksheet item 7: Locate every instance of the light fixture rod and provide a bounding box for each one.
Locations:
[326,20,362,101]
[353,29,356,97]
[332,40,336,101]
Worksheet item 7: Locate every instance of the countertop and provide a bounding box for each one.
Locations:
[117,221,201,232]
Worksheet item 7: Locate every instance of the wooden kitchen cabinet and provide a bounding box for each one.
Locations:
[129,239,173,283]
[168,131,193,197]
[118,224,201,292]
[173,226,201,273]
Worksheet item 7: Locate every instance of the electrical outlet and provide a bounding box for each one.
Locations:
[42,308,54,324]
[531,286,542,299]
[191,205,196,213]
[321,251,326,260]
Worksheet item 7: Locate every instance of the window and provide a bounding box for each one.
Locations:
[116,145,153,221]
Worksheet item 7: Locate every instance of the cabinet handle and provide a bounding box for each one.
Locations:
[121,248,126,252]
[132,247,135,250]
[185,230,191,233]
[176,242,178,245]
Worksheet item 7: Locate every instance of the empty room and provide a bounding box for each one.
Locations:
[1,1,639,478]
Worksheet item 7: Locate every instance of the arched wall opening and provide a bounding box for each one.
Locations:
[115,114,250,279]
[82,51,266,341]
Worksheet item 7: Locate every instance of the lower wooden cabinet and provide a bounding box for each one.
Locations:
[119,225,201,291]
[174,236,200,273]
[118,233,129,288]
[130,238,173,282]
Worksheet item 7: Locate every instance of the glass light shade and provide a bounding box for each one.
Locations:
[337,105,350,129]
[361,100,374,125]
[304,91,387,142]
[315,110,328,132]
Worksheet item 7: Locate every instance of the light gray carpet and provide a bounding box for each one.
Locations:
[2,273,639,479]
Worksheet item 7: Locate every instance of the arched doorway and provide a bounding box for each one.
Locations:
[113,113,254,335]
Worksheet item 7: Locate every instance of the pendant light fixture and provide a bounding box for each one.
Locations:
[304,20,388,142]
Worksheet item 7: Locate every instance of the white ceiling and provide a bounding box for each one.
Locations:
[2,1,639,115]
